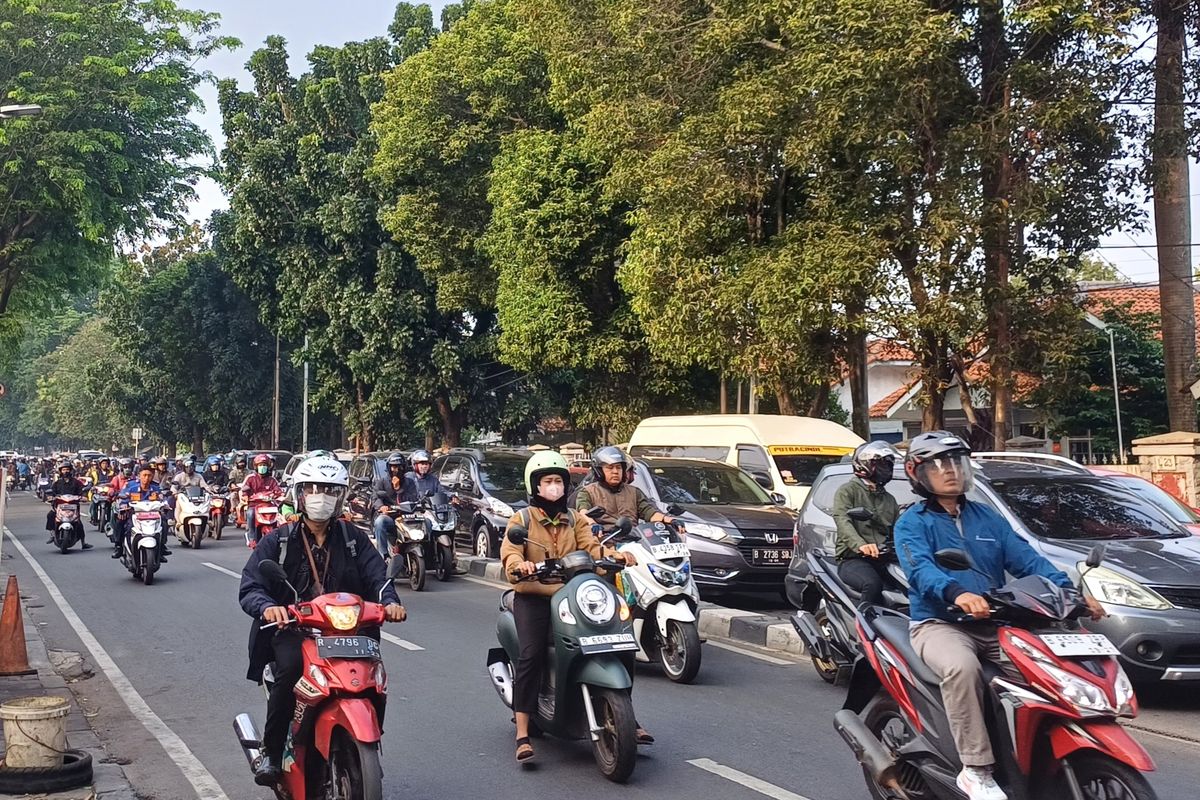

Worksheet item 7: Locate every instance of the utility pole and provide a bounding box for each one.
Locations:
[748,374,759,414]
[301,335,310,452]
[1109,328,1125,462]
[272,332,281,449]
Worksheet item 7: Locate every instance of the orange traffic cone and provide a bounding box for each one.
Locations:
[0,574,36,676]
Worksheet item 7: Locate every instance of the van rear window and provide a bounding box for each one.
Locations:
[628,446,730,461]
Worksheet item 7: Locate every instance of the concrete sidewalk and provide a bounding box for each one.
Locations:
[0,571,136,800]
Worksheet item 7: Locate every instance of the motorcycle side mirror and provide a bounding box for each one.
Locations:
[615,516,633,534]
[506,525,529,545]
[933,548,973,572]
[259,559,300,604]
[583,506,606,521]
[1086,543,1106,569]
[397,501,415,514]
[847,506,874,522]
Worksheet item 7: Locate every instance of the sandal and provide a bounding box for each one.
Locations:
[636,728,655,745]
[515,736,535,763]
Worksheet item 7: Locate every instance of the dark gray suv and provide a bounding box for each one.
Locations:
[789,459,1200,683]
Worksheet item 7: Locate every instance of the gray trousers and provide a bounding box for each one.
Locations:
[910,621,1009,767]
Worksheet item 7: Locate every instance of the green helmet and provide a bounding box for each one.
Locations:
[524,450,570,495]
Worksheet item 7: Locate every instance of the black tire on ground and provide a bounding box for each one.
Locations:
[143,553,155,586]
[590,688,637,783]
[1067,752,1157,800]
[436,544,453,582]
[0,749,93,794]
[58,531,70,555]
[327,729,383,800]
[658,619,702,684]
[475,526,493,559]
[811,608,841,685]
[408,551,426,591]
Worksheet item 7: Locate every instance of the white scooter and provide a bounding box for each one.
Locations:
[593,514,702,683]
[122,498,166,586]
[174,485,210,549]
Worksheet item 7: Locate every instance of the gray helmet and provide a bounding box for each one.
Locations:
[410,449,431,465]
[852,441,901,486]
[904,431,973,498]
[590,445,630,483]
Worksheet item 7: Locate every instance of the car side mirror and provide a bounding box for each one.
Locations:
[847,506,874,522]
[506,525,528,545]
[751,471,773,489]
[459,478,475,493]
[770,492,787,506]
[666,503,684,516]
[934,548,973,572]
[1086,544,1106,569]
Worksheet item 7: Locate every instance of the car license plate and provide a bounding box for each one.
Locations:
[578,633,638,654]
[751,548,792,565]
[651,542,689,559]
[1039,633,1120,657]
[315,636,381,660]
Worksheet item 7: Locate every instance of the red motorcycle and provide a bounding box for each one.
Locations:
[234,560,389,800]
[207,489,231,540]
[244,491,282,549]
[835,545,1157,800]
[51,494,85,553]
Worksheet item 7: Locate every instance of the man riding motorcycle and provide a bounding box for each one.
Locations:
[170,457,205,533]
[45,462,92,548]
[238,456,405,786]
[894,432,1106,800]
[575,445,675,528]
[229,455,249,526]
[110,458,135,493]
[86,457,116,525]
[150,456,170,488]
[832,441,901,605]
[200,455,229,492]
[400,449,442,503]
[371,452,409,559]
[111,466,165,560]
[241,454,282,543]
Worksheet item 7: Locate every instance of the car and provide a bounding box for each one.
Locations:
[789,459,1200,682]
[619,456,798,596]
[344,452,398,535]
[1088,467,1200,535]
[432,448,532,558]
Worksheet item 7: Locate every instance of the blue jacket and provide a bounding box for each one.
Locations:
[402,471,443,503]
[118,479,162,501]
[894,499,1073,623]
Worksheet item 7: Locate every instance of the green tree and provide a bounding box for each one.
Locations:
[0,0,235,319]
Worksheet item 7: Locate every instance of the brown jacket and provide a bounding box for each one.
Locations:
[500,507,604,596]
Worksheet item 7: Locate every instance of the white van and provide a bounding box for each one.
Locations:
[627,414,863,508]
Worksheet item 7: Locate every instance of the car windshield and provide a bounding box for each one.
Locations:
[479,456,527,504]
[1114,479,1200,524]
[648,463,772,505]
[989,478,1189,540]
[773,454,846,487]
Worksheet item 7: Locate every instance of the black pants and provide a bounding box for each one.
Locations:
[263,631,304,763]
[839,557,891,605]
[512,593,551,715]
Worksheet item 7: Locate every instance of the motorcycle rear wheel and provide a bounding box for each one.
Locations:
[860,692,928,800]
[590,688,637,783]
[1066,753,1157,800]
[408,552,426,591]
[810,608,841,685]
[327,729,383,800]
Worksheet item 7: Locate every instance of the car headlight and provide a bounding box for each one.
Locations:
[684,522,728,541]
[488,497,514,517]
[325,604,361,631]
[1080,565,1170,610]
[557,597,577,625]
[1039,662,1112,714]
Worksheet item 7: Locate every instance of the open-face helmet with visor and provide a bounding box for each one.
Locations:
[904,431,974,498]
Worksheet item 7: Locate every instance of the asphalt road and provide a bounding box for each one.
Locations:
[3,491,1199,800]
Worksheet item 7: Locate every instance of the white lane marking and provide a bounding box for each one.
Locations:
[202,562,240,578]
[688,757,814,800]
[203,561,425,651]
[461,574,503,589]
[706,639,795,665]
[5,528,230,800]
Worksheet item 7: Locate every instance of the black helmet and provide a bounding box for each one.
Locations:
[386,452,407,470]
[590,445,630,483]
[904,431,973,498]
[235,454,247,466]
[852,441,901,487]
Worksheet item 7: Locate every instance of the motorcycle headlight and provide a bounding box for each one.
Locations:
[575,580,616,624]
[409,529,425,540]
[684,522,728,541]
[648,563,677,587]
[325,604,361,631]
[557,598,577,625]
[1114,665,1135,716]
[1039,662,1112,714]
[1080,566,1170,610]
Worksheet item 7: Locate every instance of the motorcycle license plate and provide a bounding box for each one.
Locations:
[651,542,690,559]
[1039,633,1120,657]
[135,512,160,520]
[751,548,792,565]
[315,636,381,660]
[578,633,638,655]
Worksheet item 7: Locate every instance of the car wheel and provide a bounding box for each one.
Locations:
[474,525,493,559]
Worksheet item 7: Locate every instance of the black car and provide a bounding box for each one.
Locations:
[345,452,397,535]
[620,457,798,596]
[432,448,532,558]
[789,459,1200,682]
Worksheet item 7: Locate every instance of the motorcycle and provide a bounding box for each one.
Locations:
[119,497,166,586]
[381,504,428,592]
[5,470,14,493]
[175,485,210,549]
[791,508,909,685]
[834,545,1158,800]
[416,491,457,582]
[486,525,640,783]
[233,560,392,800]
[208,489,231,540]
[596,514,702,684]
[51,495,85,553]
[245,491,283,549]
[35,475,51,501]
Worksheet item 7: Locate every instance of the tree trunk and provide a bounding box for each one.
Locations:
[806,381,830,418]
[354,381,373,452]
[1154,0,1197,432]
[435,393,463,449]
[846,298,870,438]
[720,374,728,414]
[979,0,1013,450]
[192,425,204,459]
[775,383,798,415]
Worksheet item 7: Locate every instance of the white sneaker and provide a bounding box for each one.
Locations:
[956,766,1008,800]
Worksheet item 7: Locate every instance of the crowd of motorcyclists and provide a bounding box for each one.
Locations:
[2,434,1155,800]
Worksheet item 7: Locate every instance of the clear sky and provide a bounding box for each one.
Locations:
[186,1,1195,286]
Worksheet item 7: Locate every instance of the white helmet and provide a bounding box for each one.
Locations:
[291,456,349,518]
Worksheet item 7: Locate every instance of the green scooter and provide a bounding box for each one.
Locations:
[486,525,641,783]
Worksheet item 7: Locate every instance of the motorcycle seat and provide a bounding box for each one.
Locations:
[500,589,515,613]
[871,615,943,686]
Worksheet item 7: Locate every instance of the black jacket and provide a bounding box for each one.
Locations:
[50,477,85,497]
[371,473,403,513]
[239,519,401,682]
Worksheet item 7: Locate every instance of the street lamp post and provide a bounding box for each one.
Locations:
[0,104,42,119]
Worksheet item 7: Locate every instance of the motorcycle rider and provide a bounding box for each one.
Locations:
[500,451,637,764]
[86,457,115,525]
[372,452,409,559]
[201,455,229,492]
[16,457,31,490]
[241,454,282,545]
[151,456,170,488]
[832,441,901,605]
[170,457,205,534]
[238,456,405,786]
[400,449,442,503]
[575,445,675,528]
[110,458,135,493]
[895,432,1106,800]
[45,462,91,548]
[229,455,249,526]
[111,466,164,559]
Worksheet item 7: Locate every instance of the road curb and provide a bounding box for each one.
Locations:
[457,555,807,657]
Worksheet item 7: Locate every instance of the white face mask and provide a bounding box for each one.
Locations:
[540,482,565,502]
[304,494,338,521]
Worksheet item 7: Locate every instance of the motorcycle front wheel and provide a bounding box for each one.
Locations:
[142,553,156,586]
[1065,753,1157,800]
[435,544,453,582]
[191,523,203,550]
[590,688,637,783]
[408,551,426,591]
[327,729,383,800]
[659,619,702,684]
[57,531,71,555]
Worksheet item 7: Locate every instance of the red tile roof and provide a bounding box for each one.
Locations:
[962,360,1041,402]
[866,340,915,363]
[1082,283,1200,348]
[870,381,917,419]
